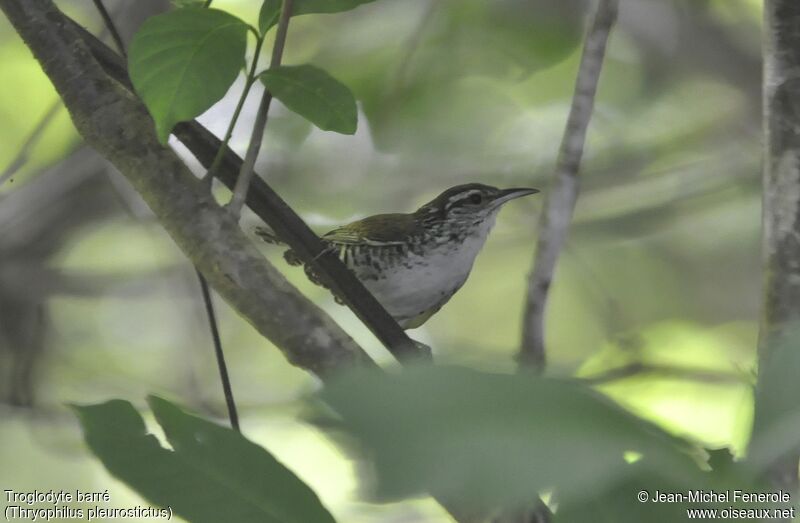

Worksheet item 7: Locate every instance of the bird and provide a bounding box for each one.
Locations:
[256,183,539,329]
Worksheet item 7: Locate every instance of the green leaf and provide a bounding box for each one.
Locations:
[317,365,704,516]
[553,460,756,523]
[260,65,357,134]
[749,325,800,473]
[293,0,378,15]
[72,397,336,523]
[128,8,250,143]
[259,0,378,35]
[259,0,282,34]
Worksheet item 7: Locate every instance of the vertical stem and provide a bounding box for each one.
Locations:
[197,270,240,431]
[192,31,269,431]
[227,0,293,219]
[202,35,264,187]
[518,0,619,372]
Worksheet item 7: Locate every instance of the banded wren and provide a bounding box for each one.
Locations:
[257,183,538,328]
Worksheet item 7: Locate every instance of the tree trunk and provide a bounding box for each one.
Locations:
[754,0,800,491]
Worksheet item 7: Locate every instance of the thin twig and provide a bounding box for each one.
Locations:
[0,100,61,187]
[86,0,241,430]
[519,0,619,372]
[227,0,293,219]
[196,270,240,431]
[202,37,264,187]
[195,25,268,432]
[91,0,125,57]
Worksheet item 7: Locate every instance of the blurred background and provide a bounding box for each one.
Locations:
[0,0,762,521]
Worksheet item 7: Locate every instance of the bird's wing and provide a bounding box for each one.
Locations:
[322,213,416,247]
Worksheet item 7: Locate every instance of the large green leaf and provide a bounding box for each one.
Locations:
[317,365,706,516]
[553,459,767,523]
[259,0,282,34]
[749,326,800,473]
[260,65,357,134]
[128,8,249,143]
[72,397,336,523]
[259,0,379,34]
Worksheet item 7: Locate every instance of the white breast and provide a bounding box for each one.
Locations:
[363,215,498,327]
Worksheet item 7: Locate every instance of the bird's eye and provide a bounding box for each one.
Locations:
[469,193,483,205]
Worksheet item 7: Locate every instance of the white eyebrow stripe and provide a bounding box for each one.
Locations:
[445,189,481,210]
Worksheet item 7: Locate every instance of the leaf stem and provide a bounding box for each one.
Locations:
[226,0,293,220]
[202,35,265,187]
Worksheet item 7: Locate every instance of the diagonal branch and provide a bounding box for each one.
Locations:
[0,0,377,380]
[519,0,619,372]
[227,0,293,219]
[62,15,425,363]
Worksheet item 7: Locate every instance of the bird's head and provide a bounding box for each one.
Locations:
[415,183,539,232]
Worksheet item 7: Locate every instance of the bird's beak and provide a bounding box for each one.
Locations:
[492,187,540,207]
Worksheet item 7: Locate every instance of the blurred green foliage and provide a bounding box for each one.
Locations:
[317,365,705,516]
[70,362,796,523]
[316,365,786,522]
